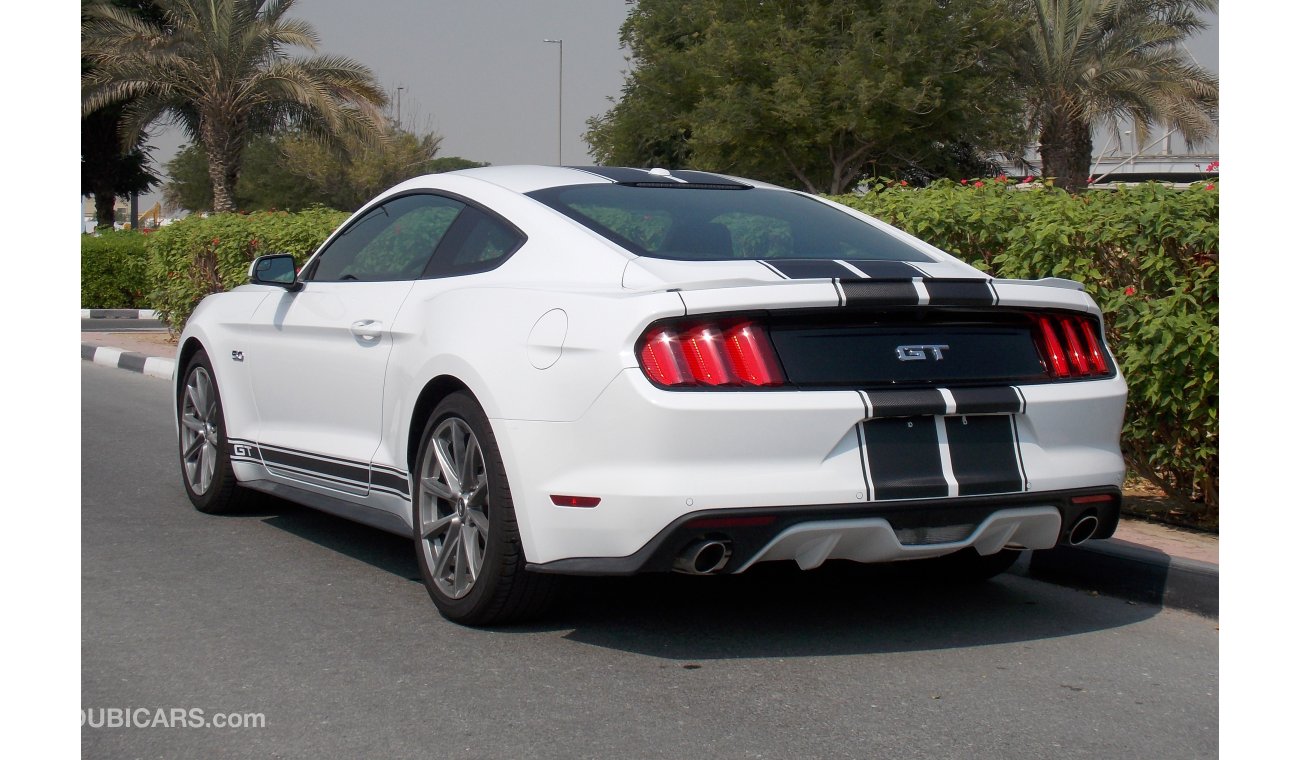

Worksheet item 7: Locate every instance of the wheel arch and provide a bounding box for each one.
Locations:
[406,374,475,473]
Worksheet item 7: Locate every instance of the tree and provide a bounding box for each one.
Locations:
[164,125,488,212]
[81,0,164,230]
[81,0,388,212]
[587,0,1027,193]
[1013,0,1218,191]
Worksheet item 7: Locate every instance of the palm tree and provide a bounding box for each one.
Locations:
[82,0,388,212]
[1015,0,1218,191]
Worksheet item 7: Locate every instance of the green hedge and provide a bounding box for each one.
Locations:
[145,207,349,329]
[832,179,1218,510]
[82,230,151,308]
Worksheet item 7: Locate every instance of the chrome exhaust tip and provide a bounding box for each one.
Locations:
[673,539,733,575]
[1068,514,1100,545]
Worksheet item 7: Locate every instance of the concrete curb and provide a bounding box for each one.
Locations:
[1012,540,1218,617]
[82,309,159,319]
[82,343,174,379]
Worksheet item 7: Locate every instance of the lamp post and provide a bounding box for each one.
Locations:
[396,86,405,130]
[543,39,563,165]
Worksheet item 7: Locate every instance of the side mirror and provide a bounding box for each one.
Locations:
[249,254,302,292]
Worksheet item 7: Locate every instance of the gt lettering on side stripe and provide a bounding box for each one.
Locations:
[233,444,252,457]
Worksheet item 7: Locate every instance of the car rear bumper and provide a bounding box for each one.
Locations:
[525,487,1121,575]
[493,369,1127,567]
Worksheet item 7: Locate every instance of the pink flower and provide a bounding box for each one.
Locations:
[900,180,908,187]
[1022,176,1034,184]
[1205,183,1215,191]
[1124,286,1136,296]
[996,174,1007,183]
[960,178,968,185]
[973,180,984,188]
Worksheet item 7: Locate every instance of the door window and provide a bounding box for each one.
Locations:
[309,194,464,282]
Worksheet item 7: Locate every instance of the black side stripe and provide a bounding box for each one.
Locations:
[233,440,412,499]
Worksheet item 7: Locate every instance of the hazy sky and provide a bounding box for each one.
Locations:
[133,0,1218,212]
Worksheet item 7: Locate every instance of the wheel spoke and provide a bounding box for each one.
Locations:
[434,522,461,578]
[183,435,205,461]
[459,434,479,491]
[453,533,468,594]
[463,524,481,582]
[181,415,204,433]
[432,439,462,494]
[185,385,204,420]
[421,513,454,539]
[421,476,456,503]
[465,507,489,540]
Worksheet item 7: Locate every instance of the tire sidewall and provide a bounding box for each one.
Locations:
[177,350,234,512]
[413,392,515,620]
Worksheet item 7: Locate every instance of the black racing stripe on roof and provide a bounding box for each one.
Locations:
[766,259,855,279]
[842,260,929,278]
[661,170,751,187]
[565,166,656,183]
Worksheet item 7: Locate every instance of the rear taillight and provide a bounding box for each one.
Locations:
[1033,313,1111,379]
[638,319,786,388]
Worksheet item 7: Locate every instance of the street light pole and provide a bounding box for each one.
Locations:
[396,86,405,130]
[543,39,563,165]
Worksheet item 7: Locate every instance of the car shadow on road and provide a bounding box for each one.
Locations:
[253,494,1162,661]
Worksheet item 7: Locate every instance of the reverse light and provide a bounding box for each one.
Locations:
[638,318,786,388]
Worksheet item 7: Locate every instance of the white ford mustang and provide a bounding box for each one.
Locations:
[174,165,1127,625]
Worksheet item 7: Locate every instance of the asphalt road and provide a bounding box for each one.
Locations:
[82,362,1219,759]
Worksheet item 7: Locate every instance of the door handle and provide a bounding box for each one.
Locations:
[350,319,384,340]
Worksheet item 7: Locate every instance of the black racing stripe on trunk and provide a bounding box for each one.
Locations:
[944,415,1025,496]
[840,279,920,306]
[756,259,789,279]
[766,259,855,279]
[948,386,1024,415]
[842,260,927,278]
[864,389,947,418]
[923,279,996,306]
[259,447,370,486]
[861,416,948,500]
[372,469,410,497]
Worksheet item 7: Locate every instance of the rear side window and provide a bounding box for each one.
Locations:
[427,206,526,278]
[528,184,930,262]
[309,194,464,282]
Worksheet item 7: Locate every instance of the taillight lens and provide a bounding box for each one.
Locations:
[1033,313,1111,379]
[638,319,786,388]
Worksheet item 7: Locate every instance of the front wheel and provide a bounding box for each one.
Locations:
[177,349,248,514]
[413,392,554,625]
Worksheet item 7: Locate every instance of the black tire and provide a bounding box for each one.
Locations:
[177,349,248,514]
[412,392,555,625]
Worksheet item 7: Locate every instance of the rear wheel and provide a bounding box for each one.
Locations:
[413,392,554,625]
[177,350,248,514]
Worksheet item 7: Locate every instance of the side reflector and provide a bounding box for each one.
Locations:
[551,495,601,508]
[1070,494,1115,505]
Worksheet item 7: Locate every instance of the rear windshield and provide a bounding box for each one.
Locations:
[527,184,931,262]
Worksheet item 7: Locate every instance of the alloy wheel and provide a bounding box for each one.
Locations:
[417,417,490,599]
[180,366,220,495]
